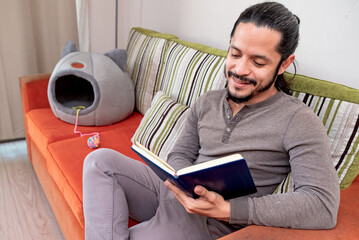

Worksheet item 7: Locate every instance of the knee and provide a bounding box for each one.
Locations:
[83,148,118,177]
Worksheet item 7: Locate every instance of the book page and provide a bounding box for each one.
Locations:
[177,154,243,176]
[134,141,175,173]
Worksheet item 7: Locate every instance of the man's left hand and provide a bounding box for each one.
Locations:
[164,180,230,222]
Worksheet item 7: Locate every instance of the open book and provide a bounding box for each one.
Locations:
[131,142,257,200]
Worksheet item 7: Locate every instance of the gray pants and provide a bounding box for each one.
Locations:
[83,148,235,240]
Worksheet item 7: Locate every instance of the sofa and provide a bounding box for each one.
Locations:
[20,27,359,240]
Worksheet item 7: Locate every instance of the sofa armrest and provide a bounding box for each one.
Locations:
[219,175,359,240]
[19,73,51,113]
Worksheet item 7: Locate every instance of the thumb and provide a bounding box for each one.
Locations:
[194,185,209,197]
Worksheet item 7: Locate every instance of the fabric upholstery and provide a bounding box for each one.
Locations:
[20,73,51,112]
[126,28,178,114]
[274,73,359,193]
[26,108,143,157]
[30,141,85,240]
[45,113,143,228]
[156,39,227,107]
[293,91,359,189]
[132,91,189,161]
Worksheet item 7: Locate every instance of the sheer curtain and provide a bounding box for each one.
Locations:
[0,0,78,141]
[76,0,90,52]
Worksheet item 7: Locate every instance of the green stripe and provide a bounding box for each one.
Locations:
[327,100,342,135]
[322,99,335,126]
[284,172,292,192]
[285,72,359,104]
[339,133,359,189]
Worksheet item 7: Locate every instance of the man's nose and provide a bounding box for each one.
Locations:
[235,58,251,76]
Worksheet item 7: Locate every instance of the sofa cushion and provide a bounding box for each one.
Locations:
[156,39,227,107]
[294,92,359,189]
[275,93,359,192]
[126,28,178,115]
[132,91,189,161]
[274,73,359,193]
[26,108,143,165]
[47,113,143,228]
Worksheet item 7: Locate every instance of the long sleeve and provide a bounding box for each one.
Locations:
[230,107,340,229]
[167,89,340,229]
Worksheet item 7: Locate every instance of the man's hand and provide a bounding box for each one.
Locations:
[164,180,230,222]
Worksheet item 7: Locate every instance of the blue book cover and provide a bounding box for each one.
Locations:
[131,142,257,200]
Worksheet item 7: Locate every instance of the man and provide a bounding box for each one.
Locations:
[83,2,340,239]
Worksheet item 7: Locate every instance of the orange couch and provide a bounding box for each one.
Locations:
[20,73,359,240]
[20,28,359,240]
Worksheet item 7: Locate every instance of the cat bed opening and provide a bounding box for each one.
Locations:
[55,75,95,109]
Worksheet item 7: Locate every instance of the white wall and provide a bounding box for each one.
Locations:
[89,0,359,89]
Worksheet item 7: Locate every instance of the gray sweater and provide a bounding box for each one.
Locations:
[167,89,340,229]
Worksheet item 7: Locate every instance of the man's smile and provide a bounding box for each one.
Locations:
[228,70,257,87]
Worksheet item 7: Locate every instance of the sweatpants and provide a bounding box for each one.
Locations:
[82,148,235,240]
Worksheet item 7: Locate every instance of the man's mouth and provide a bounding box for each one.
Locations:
[228,71,257,86]
[233,77,250,85]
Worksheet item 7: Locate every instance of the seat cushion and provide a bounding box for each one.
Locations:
[46,116,143,228]
[26,108,143,162]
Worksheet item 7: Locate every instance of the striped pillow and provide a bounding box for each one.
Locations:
[273,172,294,194]
[156,39,227,107]
[294,92,359,189]
[132,91,189,161]
[126,28,177,114]
[274,76,359,193]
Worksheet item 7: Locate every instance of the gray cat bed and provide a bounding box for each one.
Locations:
[48,41,134,126]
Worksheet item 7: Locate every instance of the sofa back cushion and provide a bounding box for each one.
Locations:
[126,28,178,114]
[274,73,359,192]
[156,39,227,107]
[131,39,229,160]
[126,28,227,114]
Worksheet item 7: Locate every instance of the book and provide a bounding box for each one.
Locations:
[131,141,257,200]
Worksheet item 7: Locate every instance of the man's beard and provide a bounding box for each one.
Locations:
[226,61,282,104]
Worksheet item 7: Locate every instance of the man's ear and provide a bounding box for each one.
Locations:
[278,54,295,75]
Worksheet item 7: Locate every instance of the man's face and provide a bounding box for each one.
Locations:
[225,22,286,105]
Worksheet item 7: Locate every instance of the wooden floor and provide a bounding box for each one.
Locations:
[0,139,65,240]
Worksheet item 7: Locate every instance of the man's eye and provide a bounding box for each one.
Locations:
[253,61,265,67]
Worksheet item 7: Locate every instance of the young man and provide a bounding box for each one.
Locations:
[83,2,340,239]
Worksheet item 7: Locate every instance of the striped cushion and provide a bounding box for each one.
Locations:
[126,28,177,114]
[156,39,227,107]
[132,91,189,161]
[275,73,359,193]
[273,172,294,194]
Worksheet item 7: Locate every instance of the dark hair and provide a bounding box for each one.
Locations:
[231,2,300,94]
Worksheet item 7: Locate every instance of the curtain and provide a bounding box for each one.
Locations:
[0,0,78,141]
[75,0,90,52]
